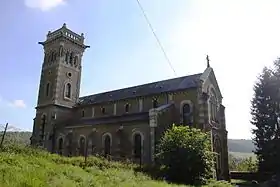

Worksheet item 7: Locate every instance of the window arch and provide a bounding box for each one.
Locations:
[209,88,218,122]
[69,52,74,65]
[180,100,193,125]
[46,83,50,97]
[132,132,144,160]
[102,133,112,157]
[65,83,71,99]
[58,137,63,155]
[152,99,158,108]
[125,103,129,113]
[66,132,73,157]
[74,56,78,66]
[65,51,69,63]
[79,136,86,156]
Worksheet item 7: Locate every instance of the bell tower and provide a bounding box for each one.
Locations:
[31,23,90,149]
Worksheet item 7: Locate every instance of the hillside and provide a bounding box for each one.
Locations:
[0,146,231,187]
[227,139,254,153]
[0,131,32,146]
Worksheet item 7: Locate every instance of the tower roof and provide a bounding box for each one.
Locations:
[38,23,90,49]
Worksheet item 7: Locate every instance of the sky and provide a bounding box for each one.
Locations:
[1,0,280,139]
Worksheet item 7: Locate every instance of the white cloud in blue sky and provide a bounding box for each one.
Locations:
[24,0,66,11]
[8,100,27,109]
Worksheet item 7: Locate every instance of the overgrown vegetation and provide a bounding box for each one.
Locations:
[0,145,232,187]
[229,154,257,172]
[154,125,214,185]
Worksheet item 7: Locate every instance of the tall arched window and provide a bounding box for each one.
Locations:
[66,133,73,157]
[133,133,142,159]
[58,138,63,155]
[65,51,69,63]
[125,103,129,113]
[74,56,78,66]
[79,136,86,156]
[65,83,71,99]
[210,94,218,121]
[46,83,50,97]
[41,115,47,141]
[152,99,158,108]
[104,134,111,157]
[182,103,191,125]
[69,52,74,65]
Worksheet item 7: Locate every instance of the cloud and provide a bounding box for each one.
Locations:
[8,100,27,109]
[24,0,66,11]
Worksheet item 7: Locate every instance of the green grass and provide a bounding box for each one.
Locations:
[0,145,232,187]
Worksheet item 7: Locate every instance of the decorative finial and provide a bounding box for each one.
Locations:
[81,33,84,37]
[63,23,67,28]
[206,55,210,68]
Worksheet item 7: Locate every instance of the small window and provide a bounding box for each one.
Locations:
[81,110,85,117]
[65,83,71,98]
[152,99,158,108]
[46,83,50,97]
[125,103,129,113]
[101,107,105,114]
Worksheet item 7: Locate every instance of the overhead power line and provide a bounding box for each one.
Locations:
[135,0,177,76]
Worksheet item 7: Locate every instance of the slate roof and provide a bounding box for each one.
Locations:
[65,112,149,127]
[77,73,202,105]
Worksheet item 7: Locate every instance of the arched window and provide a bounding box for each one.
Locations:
[182,103,191,125]
[74,56,78,66]
[125,104,129,113]
[65,83,71,99]
[81,110,85,117]
[133,133,142,159]
[58,138,63,155]
[41,115,47,141]
[209,93,218,121]
[69,52,74,65]
[101,107,105,114]
[104,134,111,157]
[79,136,86,156]
[66,133,73,157]
[152,99,158,108]
[53,52,57,61]
[65,51,69,63]
[46,83,50,97]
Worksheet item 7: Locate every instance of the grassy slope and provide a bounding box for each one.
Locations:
[0,146,232,187]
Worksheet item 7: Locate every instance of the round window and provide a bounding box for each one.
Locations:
[67,72,72,77]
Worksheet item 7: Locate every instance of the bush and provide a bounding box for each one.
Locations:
[155,124,214,185]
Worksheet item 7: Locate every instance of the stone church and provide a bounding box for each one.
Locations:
[30,24,229,180]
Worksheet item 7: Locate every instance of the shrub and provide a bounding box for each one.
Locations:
[155,124,214,185]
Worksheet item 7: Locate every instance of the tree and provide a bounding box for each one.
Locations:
[251,62,280,173]
[155,124,213,185]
